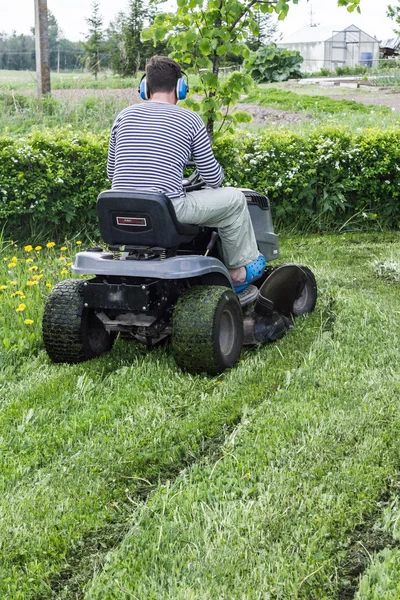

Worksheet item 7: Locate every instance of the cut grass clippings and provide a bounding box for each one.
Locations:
[0,233,400,599]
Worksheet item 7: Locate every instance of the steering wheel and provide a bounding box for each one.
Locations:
[182,161,206,192]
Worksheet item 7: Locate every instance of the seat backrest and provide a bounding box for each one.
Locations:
[97,190,199,247]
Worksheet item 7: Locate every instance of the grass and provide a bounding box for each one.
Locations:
[0,69,138,91]
[246,86,386,115]
[2,73,400,137]
[246,84,400,131]
[0,239,87,356]
[0,92,127,135]
[83,232,400,600]
[0,233,400,598]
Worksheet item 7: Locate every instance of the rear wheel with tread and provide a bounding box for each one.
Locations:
[171,285,243,375]
[42,279,115,363]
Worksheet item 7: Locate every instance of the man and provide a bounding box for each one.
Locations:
[107,55,265,292]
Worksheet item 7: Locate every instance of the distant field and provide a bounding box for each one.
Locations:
[0,69,137,90]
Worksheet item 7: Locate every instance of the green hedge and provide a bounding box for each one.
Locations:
[216,127,400,230]
[1,127,400,235]
[0,129,109,233]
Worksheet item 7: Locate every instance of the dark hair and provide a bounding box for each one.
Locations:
[146,56,181,95]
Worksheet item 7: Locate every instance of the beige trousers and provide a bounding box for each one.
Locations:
[171,187,259,269]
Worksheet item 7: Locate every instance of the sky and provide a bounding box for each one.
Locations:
[0,0,396,42]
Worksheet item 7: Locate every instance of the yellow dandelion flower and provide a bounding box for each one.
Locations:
[40,269,44,273]
[26,258,33,264]
[76,240,82,245]
[18,173,24,178]
[0,285,7,290]
[61,246,67,251]
[24,245,33,252]
[46,283,52,288]
[3,258,8,262]
[32,274,43,281]
[16,303,26,312]
[27,280,39,286]
[67,262,73,267]
[29,265,38,272]
[15,290,24,296]
[46,241,56,248]
[7,280,17,285]
[60,268,68,275]
[59,256,66,262]
[24,319,34,325]
[10,293,15,298]
[8,262,16,268]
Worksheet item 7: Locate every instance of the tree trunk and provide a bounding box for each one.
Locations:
[206,9,222,143]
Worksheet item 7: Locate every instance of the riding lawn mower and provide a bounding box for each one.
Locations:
[42,169,317,375]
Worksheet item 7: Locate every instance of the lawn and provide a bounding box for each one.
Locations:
[1,232,400,598]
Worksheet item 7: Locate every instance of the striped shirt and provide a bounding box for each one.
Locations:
[107,101,224,199]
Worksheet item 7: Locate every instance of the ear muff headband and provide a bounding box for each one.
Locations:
[138,71,189,101]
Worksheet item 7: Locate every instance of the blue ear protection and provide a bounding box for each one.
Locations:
[138,75,149,100]
[176,74,188,100]
[138,72,189,101]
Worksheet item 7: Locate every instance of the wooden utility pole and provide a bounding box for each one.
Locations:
[34,0,51,98]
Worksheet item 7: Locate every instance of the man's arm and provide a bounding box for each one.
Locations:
[191,120,224,188]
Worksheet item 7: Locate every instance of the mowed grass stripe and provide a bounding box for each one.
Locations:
[0,291,322,597]
[84,234,400,599]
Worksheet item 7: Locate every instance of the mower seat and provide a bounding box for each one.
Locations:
[97,190,200,248]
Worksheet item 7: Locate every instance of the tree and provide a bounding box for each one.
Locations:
[83,1,104,79]
[47,11,62,70]
[105,12,127,74]
[387,2,400,35]
[31,12,84,72]
[143,0,362,141]
[247,9,278,51]
[105,0,167,76]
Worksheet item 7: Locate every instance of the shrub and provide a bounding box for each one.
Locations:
[214,127,400,230]
[244,44,304,83]
[1,127,400,236]
[0,128,109,233]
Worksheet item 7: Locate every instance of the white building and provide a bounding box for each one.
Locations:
[277,25,380,73]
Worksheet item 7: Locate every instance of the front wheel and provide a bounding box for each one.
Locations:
[171,286,243,375]
[42,279,115,363]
